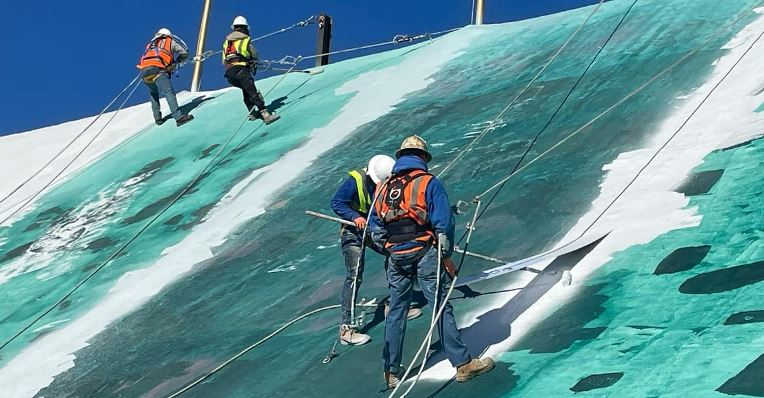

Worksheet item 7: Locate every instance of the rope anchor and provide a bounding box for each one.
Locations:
[393,34,414,43]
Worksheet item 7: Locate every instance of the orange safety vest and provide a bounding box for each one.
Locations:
[374,169,435,254]
[138,37,174,69]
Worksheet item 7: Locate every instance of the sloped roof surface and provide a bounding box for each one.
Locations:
[0,0,763,397]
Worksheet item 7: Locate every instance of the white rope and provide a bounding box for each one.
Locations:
[398,239,442,397]
[348,188,384,326]
[0,66,297,353]
[437,0,605,179]
[0,73,141,213]
[389,201,481,397]
[300,27,462,61]
[166,6,763,397]
[0,76,142,225]
[167,304,340,398]
[476,6,758,200]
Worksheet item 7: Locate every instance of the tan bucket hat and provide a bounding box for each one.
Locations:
[395,135,432,162]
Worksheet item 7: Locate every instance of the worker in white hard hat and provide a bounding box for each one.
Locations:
[222,16,280,125]
[329,155,422,346]
[137,28,194,127]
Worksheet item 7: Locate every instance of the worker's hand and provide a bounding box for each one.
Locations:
[437,233,451,258]
[353,217,367,230]
[442,257,458,278]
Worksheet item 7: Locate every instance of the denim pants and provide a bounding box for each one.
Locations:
[383,246,471,373]
[340,226,365,326]
[141,67,183,121]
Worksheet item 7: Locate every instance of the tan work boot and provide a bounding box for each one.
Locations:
[406,307,423,320]
[339,327,370,346]
[456,357,495,383]
[384,371,401,389]
[260,109,281,125]
[384,302,423,321]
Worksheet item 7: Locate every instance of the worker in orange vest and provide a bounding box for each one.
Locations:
[137,28,194,127]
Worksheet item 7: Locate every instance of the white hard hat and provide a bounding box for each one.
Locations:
[232,16,249,29]
[367,155,396,184]
[156,28,172,36]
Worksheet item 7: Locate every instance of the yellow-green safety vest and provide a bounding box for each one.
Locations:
[348,169,371,214]
[223,36,252,66]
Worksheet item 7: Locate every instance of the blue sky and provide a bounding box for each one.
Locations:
[0,0,599,135]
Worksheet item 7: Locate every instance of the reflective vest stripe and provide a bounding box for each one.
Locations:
[138,38,174,69]
[348,169,371,214]
[223,36,252,65]
[375,169,433,226]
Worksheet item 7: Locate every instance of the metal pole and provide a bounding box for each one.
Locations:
[304,210,505,264]
[190,0,212,93]
[475,0,485,25]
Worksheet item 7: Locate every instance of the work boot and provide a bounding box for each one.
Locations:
[384,302,423,321]
[260,109,281,125]
[339,327,370,346]
[406,307,423,320]
[384,371,402,389]
[155,118,166,126]
[456,357,495,383]
[176,114,194,127]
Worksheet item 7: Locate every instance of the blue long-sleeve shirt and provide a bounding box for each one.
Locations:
[369,155,455,256]
[330,174,376,222]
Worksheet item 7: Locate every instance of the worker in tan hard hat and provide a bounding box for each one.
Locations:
[369,135,495,388]
[330,155,422,346]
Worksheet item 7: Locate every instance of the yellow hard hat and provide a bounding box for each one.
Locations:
[395,135,432,162]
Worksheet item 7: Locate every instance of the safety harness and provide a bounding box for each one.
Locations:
[223,36,253,67]
[375,169,435,263]
[138,37,174,70]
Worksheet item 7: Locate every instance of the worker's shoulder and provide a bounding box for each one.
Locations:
[225,31,250,41]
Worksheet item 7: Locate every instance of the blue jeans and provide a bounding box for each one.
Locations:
[141,67,183,121]
[340,227,364,326]
[383,246,471,373]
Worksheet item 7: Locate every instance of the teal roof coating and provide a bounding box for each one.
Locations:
[0,1,763,397]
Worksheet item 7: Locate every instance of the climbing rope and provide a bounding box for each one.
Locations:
[195,15,319,63]
[0,65,297,353]
[299,27,462,62]
[167,304,340,398]
[436,0,606,179]
[388,3,611,395]
[393,3,764,395]
[160,6,763,397]
[416,9,764,398]
[0,77,143,226]
[469,0,639,240]
[161,28,462,398]
[389,202,481,398]
[476,8,758,202]
[0,73,141,218]
[0,20,465,357]
[88,6,760,397]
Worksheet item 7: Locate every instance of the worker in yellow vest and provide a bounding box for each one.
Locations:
[330,155,422,346]
[222,16,280,125]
